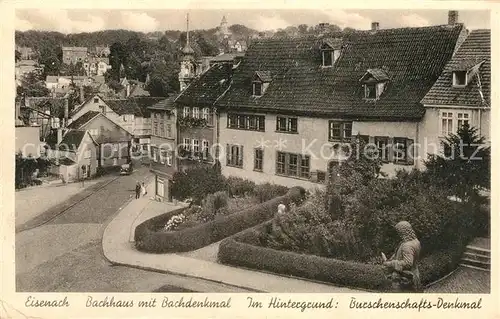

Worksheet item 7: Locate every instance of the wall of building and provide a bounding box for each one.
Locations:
[15,126,41,158]
[62,49,88,65]
[418,106,491,168]
[219,112,419,188]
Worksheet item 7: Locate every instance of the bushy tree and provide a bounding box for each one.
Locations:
[171,165,228,204]
[425,123,490,201]
[16,71,50,97]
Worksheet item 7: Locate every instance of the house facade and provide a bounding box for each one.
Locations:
[67,111,132,167]
[49,130,99,182]
[148,97,178,201]
[175,62,233,169]
[213,16,468,188]
[71,94,164,151]
[420,29,491,164]
[62,47,88,65]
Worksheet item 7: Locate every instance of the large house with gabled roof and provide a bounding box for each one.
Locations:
[67,111,132,168]
[420,29,490,162]
[70,94,165,152]
[212,14,468,188]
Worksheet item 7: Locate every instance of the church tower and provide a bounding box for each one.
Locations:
[220,15,231,39]
[179,13,197,92]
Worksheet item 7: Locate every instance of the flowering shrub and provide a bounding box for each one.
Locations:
[164,213,186,231]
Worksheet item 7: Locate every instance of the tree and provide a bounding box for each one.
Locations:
[16,71,50,97]
[37,44,62,76]
[298,24,309,35]
[424,124,490,201]
[146,76,169,97]
[15,50,21,62]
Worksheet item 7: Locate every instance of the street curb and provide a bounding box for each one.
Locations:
[16,176,120,233]
[100,176,263,293]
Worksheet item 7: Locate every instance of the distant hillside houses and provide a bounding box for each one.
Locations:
[62,46,111,77]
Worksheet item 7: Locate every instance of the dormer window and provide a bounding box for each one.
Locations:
[322,49,341,67]
[359,68,390,100]
[452,60,485,87]
[253,82,262,96]
[365,84,377,99]
[320,38,342,67]
[453,71,467,86]
[252,71,271,97]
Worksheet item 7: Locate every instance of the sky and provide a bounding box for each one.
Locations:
[15,9,490,34]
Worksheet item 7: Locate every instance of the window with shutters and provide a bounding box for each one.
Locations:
[392,137,414,165]
[183,107,190,118]
[276,152,310,178]
[375,136,389,162]
[227,144,243,168]
[254,148,263,171]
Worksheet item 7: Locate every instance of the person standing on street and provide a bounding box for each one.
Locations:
[135,182,141,199]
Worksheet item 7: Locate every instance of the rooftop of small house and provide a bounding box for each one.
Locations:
[175,62,234,107]
[421,29,490,107]
[215,23,467,120]
[67,111,101,130]
[103,97,166,117]
[148,95,178,111]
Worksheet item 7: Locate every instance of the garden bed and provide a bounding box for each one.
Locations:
[134,186,306,253]
[217,220,467,291]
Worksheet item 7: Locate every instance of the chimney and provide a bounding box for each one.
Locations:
[126,84,131,98]
[79,85,84,103]
[448,11,458,25]
[371,22,380,31]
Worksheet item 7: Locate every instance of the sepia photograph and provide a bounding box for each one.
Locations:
[12,5,491,298]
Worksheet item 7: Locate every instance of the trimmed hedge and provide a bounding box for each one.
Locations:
[134,186,306,253]
[217,220,468,291]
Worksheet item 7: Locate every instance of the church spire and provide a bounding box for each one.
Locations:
[182,12,194,56]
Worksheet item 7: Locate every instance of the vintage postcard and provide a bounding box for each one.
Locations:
[1,0,498,318]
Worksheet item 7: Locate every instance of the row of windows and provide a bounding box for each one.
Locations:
[183,106,213,123]
[152,121,173,138]
[227,114,265,131]
[226,145,311,178]
[226,138,414,179]
[151,147,173,166]
[182,138,211,158]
